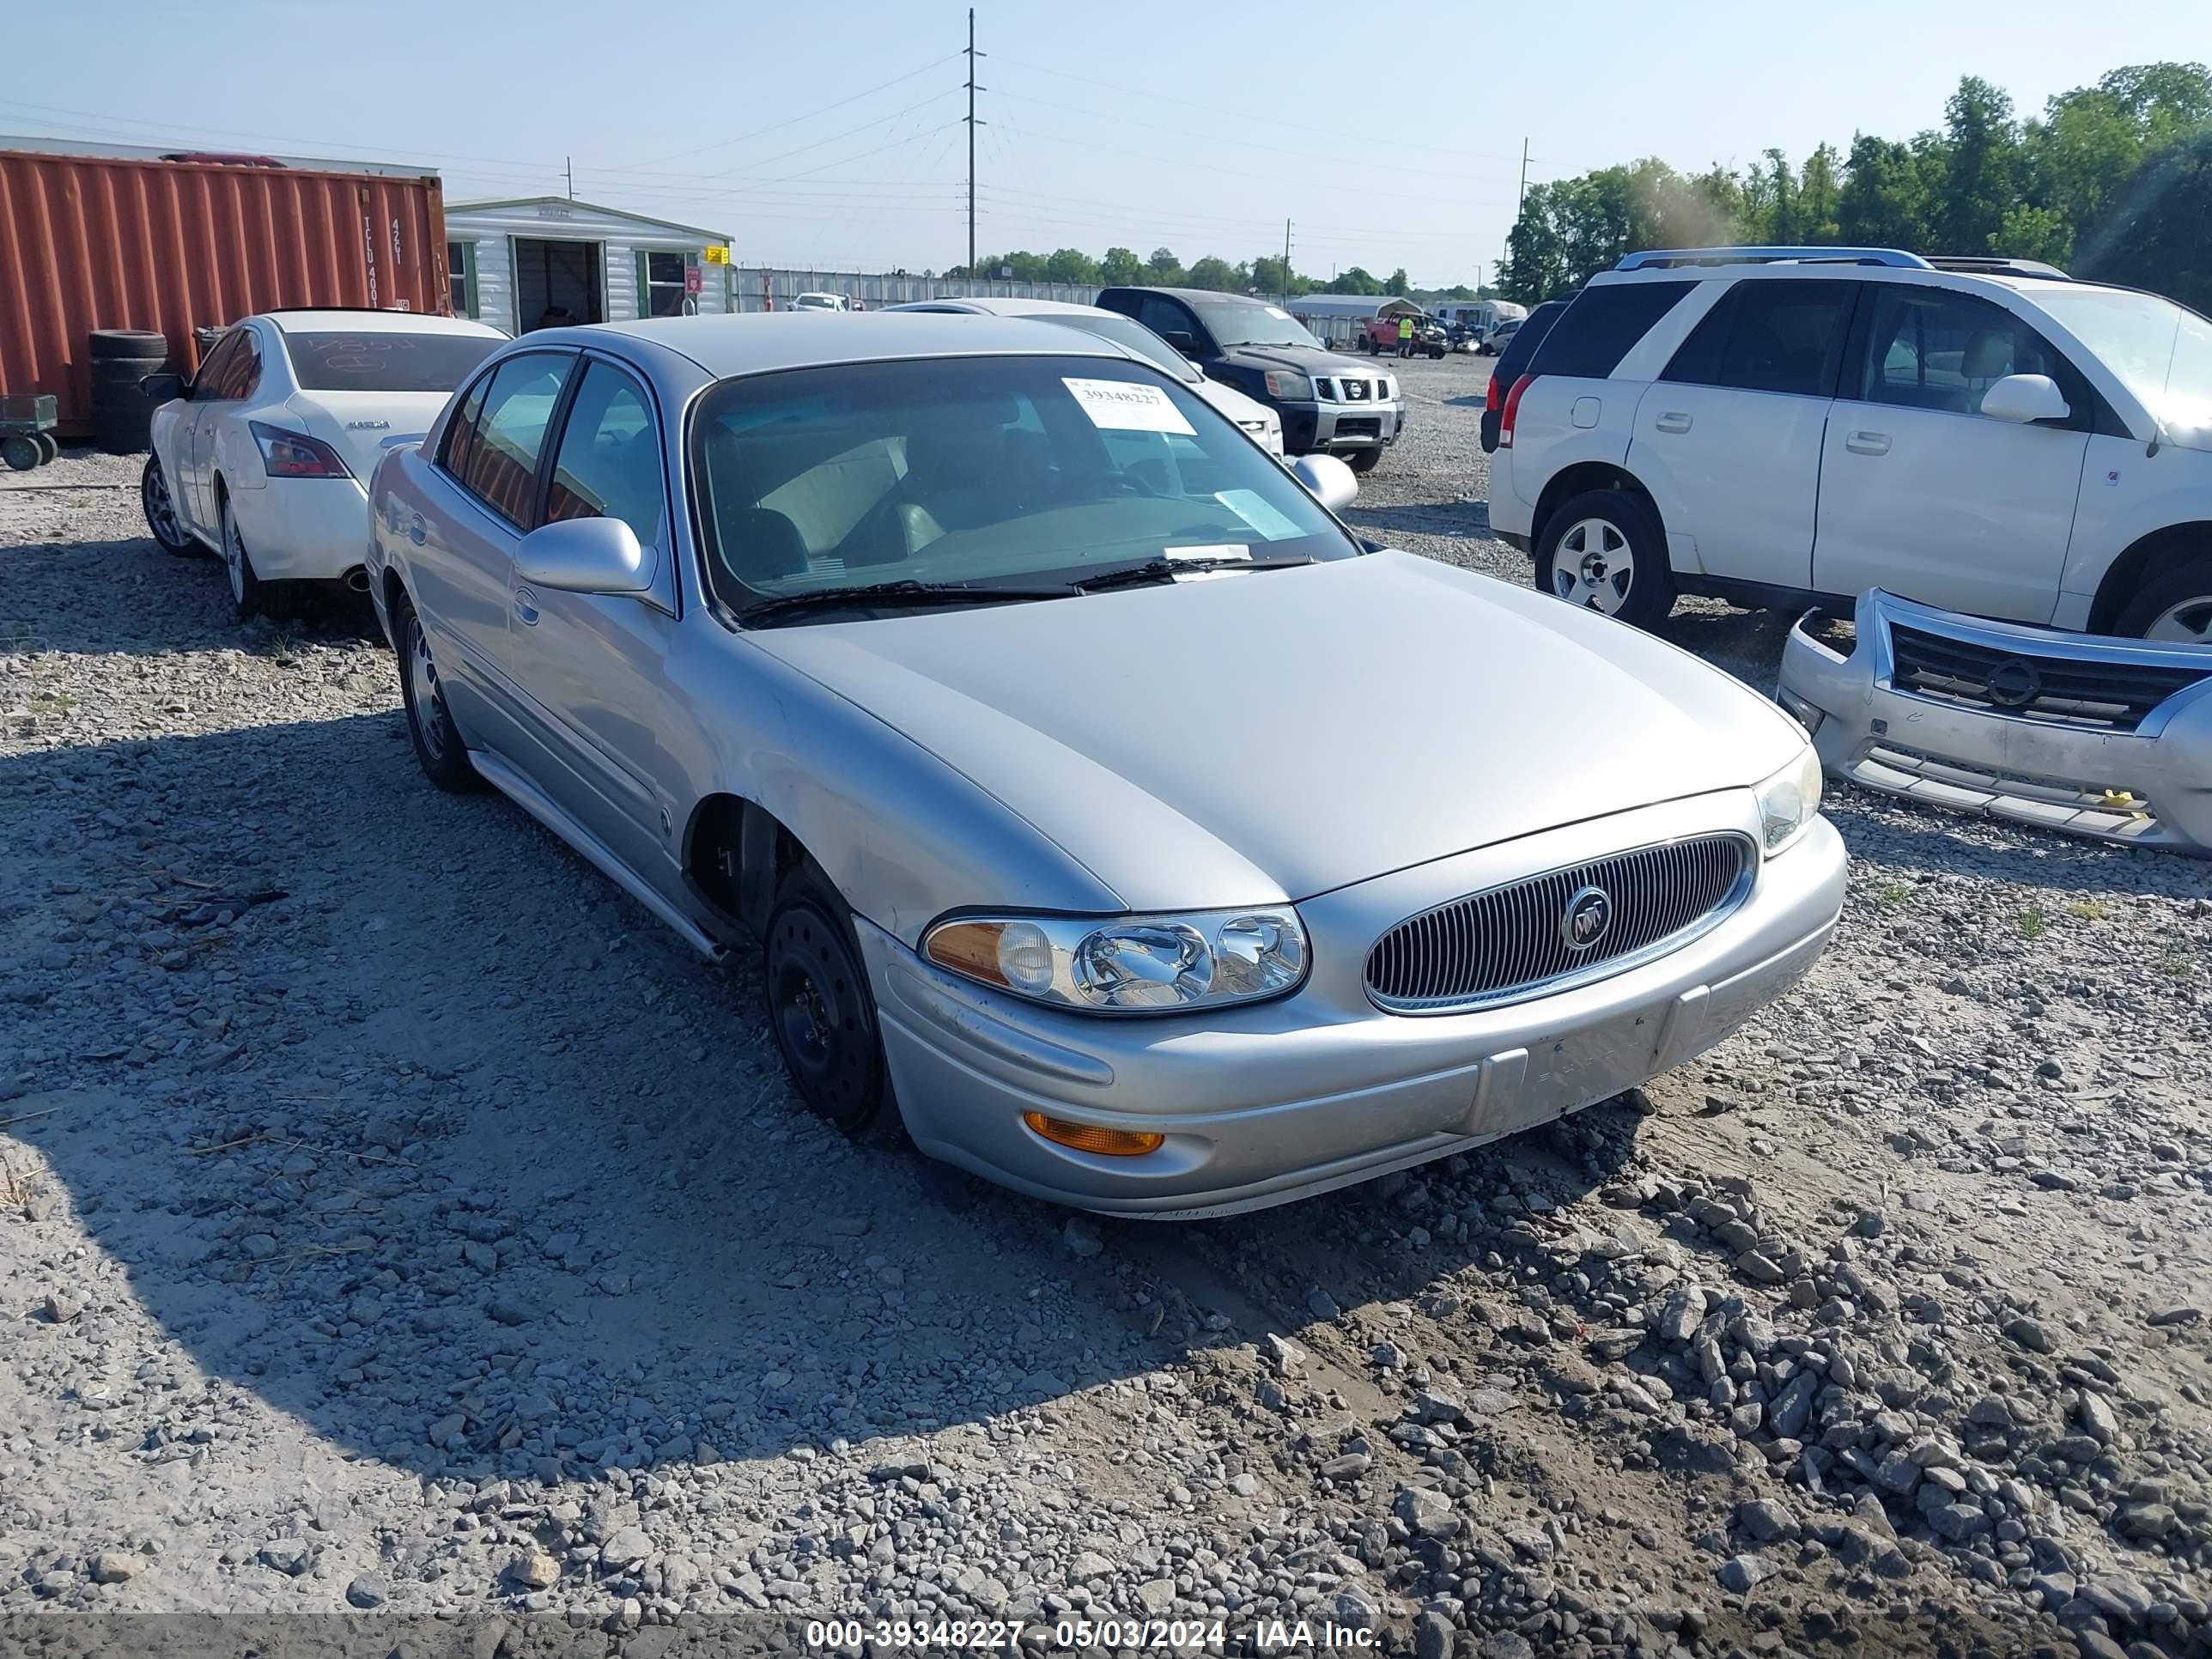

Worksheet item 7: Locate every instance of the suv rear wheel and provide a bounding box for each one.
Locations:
[1535,488,1675,630]
[2114,553,2212,644]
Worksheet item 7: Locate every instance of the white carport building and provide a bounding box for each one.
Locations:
[1285,293,1426,348]
[442,198,732,335]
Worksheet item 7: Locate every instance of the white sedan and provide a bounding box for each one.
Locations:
[140,310,505,617]
[889,296,1285,456]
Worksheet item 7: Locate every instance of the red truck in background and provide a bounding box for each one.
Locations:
[1360,314,1447,357]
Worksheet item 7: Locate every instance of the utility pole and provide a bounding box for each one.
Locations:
[964,9,987,277]
[1516,138,1529,217]
[565,156,574,201]
[1280,218,1291,309]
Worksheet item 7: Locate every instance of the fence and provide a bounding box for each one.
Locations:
[724,267,1100,312]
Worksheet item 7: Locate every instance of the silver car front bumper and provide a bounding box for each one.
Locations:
[1778,588,2212,854]
[859,793,1846,1218]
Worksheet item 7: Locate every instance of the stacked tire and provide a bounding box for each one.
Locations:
[88,329,171,454]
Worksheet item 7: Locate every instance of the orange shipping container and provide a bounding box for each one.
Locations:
[0,149,449,437]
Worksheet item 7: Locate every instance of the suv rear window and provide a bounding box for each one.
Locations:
[1528,281,1694,380]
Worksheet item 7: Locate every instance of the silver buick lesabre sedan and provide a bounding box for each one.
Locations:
[366,312,1846,1218]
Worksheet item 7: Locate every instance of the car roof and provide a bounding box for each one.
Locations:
[1587,262,2126,301]
[259,310,504,336]
[1101,286,1268,307]
[892,297,1103,318]
[542,311,1137,377]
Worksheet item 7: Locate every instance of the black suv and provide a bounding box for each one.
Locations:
[1478,298,1567,453]
[1095,287,1406,472]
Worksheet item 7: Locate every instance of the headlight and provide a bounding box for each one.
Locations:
[923,908,1309,1013]
[1261,370,1312,401]
[1753,747,1824,854]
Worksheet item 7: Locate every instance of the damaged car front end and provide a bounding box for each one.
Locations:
[1780,589,2212,854]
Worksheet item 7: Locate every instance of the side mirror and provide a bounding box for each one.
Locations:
[1980,373,2070,424]
[1163,330,1200,357]
[140,372,185,404]
[1291,453,1358,513]
[515,516,651,595]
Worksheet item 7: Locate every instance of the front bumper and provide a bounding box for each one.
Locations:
[1280,397,1403,457]
[1778,588,2212,854]
[862,794,1846,1218]
[227,476,373,582]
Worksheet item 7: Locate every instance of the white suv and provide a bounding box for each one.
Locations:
[1488,247,2212,642]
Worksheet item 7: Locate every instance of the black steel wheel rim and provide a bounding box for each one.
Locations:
[769,904,872,1121]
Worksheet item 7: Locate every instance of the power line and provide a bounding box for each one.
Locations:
[610,52,962,170]
[988,90,1523,188]
[990,56,1535,166]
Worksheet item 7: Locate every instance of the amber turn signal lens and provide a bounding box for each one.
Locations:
[925,921,1010,987]
[1022,1112,1164,1157]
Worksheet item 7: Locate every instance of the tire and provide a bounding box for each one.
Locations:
[141,454,198,555]
[1347,447,1383,475]
[2114,553,2212,644]
[88,329,169,361]
[0,433,36,472]
[32,433,58,465]
[217,495,270,618]
[393,590,478,792]
[763,868,900,1145]
[1535,487,1677,631]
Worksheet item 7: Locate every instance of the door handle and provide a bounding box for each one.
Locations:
[514,589,539,626]
[1845,430,1891,455]
[1654,411,1692,434]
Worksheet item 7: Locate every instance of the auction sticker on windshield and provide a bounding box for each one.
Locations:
[1063,378,1195,436]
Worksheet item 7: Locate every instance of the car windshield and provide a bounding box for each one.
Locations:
[690,355,1354,613]
[1190,301,1324,350]
[2034,287,2212,431]
[284,331,501,393]
[1029,312,1200,382]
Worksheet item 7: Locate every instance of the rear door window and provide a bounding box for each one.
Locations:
[1528,281,1694,379]
[1662,280,1857,398]
[456,351,577,528]
[191,331,250,400]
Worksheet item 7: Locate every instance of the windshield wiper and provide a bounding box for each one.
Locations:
[738,578,1073,625]
[1073,555,1314,592]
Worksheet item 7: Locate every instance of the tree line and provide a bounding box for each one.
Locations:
[1501,63,2212,309]
[954,247,1489,302]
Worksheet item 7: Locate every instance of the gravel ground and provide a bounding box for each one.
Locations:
[3,380,2211,1659]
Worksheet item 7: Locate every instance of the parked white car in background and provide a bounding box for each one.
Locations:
[140,310,506,617]
[1490,247,2212,641]
[887,296,1286,457]
[788,292,851,313]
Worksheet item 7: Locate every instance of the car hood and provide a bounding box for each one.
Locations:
[1219,343,1378,385]
[750,553,1807,908]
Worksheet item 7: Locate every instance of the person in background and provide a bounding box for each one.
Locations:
[1396,313,1415,360]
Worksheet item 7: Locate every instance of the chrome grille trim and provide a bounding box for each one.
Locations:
[1364,833,1757,1014]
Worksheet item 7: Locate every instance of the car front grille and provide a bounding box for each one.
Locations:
[1342,379,1370,400]
[1364,834,1756,1014]
[1888,624,2209,732]
[1332,417,1381,440]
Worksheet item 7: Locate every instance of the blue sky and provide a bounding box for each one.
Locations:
[5,0,2199,283]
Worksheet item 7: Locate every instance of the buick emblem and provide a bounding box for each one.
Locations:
[1983,657,2042,708]
[1561,884,1612,952]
